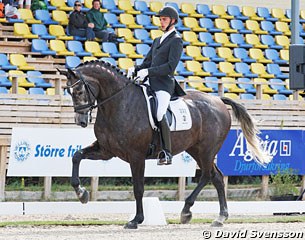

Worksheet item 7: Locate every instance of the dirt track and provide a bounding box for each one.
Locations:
[0,214,304,240]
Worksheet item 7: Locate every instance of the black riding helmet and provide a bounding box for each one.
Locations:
[156,6,179,31]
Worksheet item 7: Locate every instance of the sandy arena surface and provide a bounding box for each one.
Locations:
[0,213,304,240]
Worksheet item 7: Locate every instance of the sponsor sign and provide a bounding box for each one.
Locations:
[8,128,196,177]
[217,130,305,176]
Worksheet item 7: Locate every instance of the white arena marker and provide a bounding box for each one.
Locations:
[141,197,167,226]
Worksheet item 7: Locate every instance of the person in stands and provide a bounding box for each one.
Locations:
[18,0,31,9]
[68,1,95,40]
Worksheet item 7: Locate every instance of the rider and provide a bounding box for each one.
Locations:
[127,6,185,165]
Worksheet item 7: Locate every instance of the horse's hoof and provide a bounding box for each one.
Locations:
[211,220,224,227]
[180,212,192,224]
[79,189,89,204]
[124,221,138,229]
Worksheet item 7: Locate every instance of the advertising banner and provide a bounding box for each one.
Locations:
[217,130,305,176]
[8,127,196,177]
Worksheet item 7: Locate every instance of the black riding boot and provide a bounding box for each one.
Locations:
[157,115,172,165]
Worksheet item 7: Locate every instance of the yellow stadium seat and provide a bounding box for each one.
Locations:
[119,13,143,28]
[275,35,290,49]
[14,23,38,39]
[301,10,305,23]
[185,60,210,77]
[187,76,213,92]
[10,86,28,94]
[261,93,272,100]
[49,25,73,40]
[84,41,110,57]
[84,0,107,12]
[217,47,241,62]
[117,28,141,43]
[251,63,275,78]
[245,34,268,49]
[119,43,143,59]
[152,15,161,27]
[212,5,233,19]
[10,54,35,71]
[52,10,69,25]
[150,29,163,39]
[219,62,243,77]
[181,3,203,18]
[224,92,239,99]
[245,20,268,34]
[249,49,272,64]
[149,1,163,13]
[289,94,304,101]
[50,40,74,56]
[214,33,238,48]
[271,8,290,22]
[215,19,237,33]
[242,6,264,21]
[118,58,134,71]
[183,31,206,46]
[222,77,245,93]
[18,9,41,24]
[185,46,209,61]
[9,70,35,88]
[183,17,206,32]
[275,22,291,36]
[83,56,98,62]
[118,0,141,15]
[254,78,278,94]
[46,88,55,95]
[280,49,289,61]
[50,0,73,11]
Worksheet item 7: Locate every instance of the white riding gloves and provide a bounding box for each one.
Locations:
[137,69,148,81]
[127,67,135,78]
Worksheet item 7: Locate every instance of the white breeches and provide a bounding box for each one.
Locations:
[155,90,171,122]
[19,0,31,5]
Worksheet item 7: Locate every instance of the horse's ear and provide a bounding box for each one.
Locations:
[56,68,68,77]
[67,68,76,78]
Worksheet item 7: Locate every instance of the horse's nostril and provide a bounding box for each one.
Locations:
[80,122,87,128]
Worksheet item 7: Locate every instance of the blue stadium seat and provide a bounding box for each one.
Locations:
[136,43,150,56]
[29,87,45,95]
[265,49,288,65]
[267,64,288,79]
[134,1,155,15]
[65,56,81,69]
[196,4,218,19]
[165,2,188,17]
[35,10,59,25]
[257,7,278,22]
[102,0,124,14]
[176,18,191,31]
[230,33,252,48]
[261,35,283,50]
[102,42,126,58]
[273,93,287,100]
[260,21,281,35]
[237,78,257,94]
[227,5,249,20]
[67,40,92,57]
[104,13,126,28]
[32,24,56,40]
[233,48,256,63]
[202,62,226,77]
[202,47,224,62]
[269,78,293,95]
[135,58,144,65]
[31,39,56,55]
[199,32,221,47]
[101,57,117,66]
[235,62,259,78]
[0,54,17,70]
[0,70,12,88]
[134,29,153,44]
[43,0,56,11]
[240,93,255,100]
[180,51,193,61]
[230,20,252,34]
[199,18,221,33]
[176,61,193,76]
[136,15,158,30]
[27,70,53,88]
[0,86,8,94]
[299,24,305,37]
[204,76,228,93]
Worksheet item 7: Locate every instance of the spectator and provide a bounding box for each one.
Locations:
[18,0,31,9]
[31,0,47,11]
[86,0,118,43]
[68,1,95,40]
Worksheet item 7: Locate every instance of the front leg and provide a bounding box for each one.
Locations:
[71,141,112,204]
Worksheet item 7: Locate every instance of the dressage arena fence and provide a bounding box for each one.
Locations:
[0,79,305,201]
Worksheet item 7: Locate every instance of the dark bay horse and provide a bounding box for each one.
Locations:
[62,60,271,229]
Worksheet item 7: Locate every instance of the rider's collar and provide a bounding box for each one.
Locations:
[160,27,176,44]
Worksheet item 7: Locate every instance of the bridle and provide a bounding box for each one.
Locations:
[66,70,132,120]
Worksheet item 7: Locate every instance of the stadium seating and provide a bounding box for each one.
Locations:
[269,78,293,95]
[265,49,288,65]
[10,54,35,71]
[85,41,109,57]
[67,41,92,57]
[65,56,81,69]
[0,54,17,70]
[230,33,252,48]
[237,78,257,94]
[260,21,282,35]
[275,21,291,36]
[136,43,150,56]
[119,43,143,58]
[32,24,56,40]
[181,3,203,18]
[214,33,238,48]
[183,17,206,32]
[257,7,278,22]
[249,49,272,64]
[254,78,277,94]
[235,62,258,78]
[50,0,73,11]
[227,5,249,21]
[271,8,290,22]
[233,48,256,63]
[0,87,8,93]
[240,93,255,100]
[230,19,252,34]
[185,60,210,76]
[245,34,268,49]
[261,35,283,50]
[28,87,45,95]
[183,31,206,46]
[52,10,69,25]
[217,47,241,62]
[35,9,59,25]
[105,13,126,28]
[242,6,264,21]
[134,1,155,15]
[136,14,158,30]
[117,28,141,43]
[202,47,225,62]
[187,76,213,92]
[245,20,268,34]
[165,2,187,17]
[222,77,246,93]
[266,63,288,79]
[134,29,153,44]
[118,0,141,15]
[198,32,221,47]
[196,4,218,19]
[176,61,193,76]
[119,13,143,28]
[19,9,41,24]
[102,0,124,14]
[49,25,73,40]
[50,40,74,56]
[219,62,243,77]
[199,18,221,33]
[212,5,233,19]
[14,23,39,39]
[185,46,209,61]
[31,39,57,55]
[9,70,35,88]
[202,61,226,77]
[251,63,275,78]
[0,70,12,88]
[102,42,126,58]
[275,35,290,49]
[27,71,53,88]
[118,58,134,71]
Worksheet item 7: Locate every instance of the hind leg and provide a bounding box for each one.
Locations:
[211,165,228,227]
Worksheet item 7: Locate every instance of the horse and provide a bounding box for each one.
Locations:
[61,60,271,229]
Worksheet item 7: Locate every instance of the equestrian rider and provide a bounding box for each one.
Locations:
[127,6,185,165]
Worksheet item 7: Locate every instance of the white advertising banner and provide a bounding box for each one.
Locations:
[8,127,196,177]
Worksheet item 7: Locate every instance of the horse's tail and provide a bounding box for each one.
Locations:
[221,97,272,166]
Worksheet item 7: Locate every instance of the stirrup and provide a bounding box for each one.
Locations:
[157,150,172,165]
